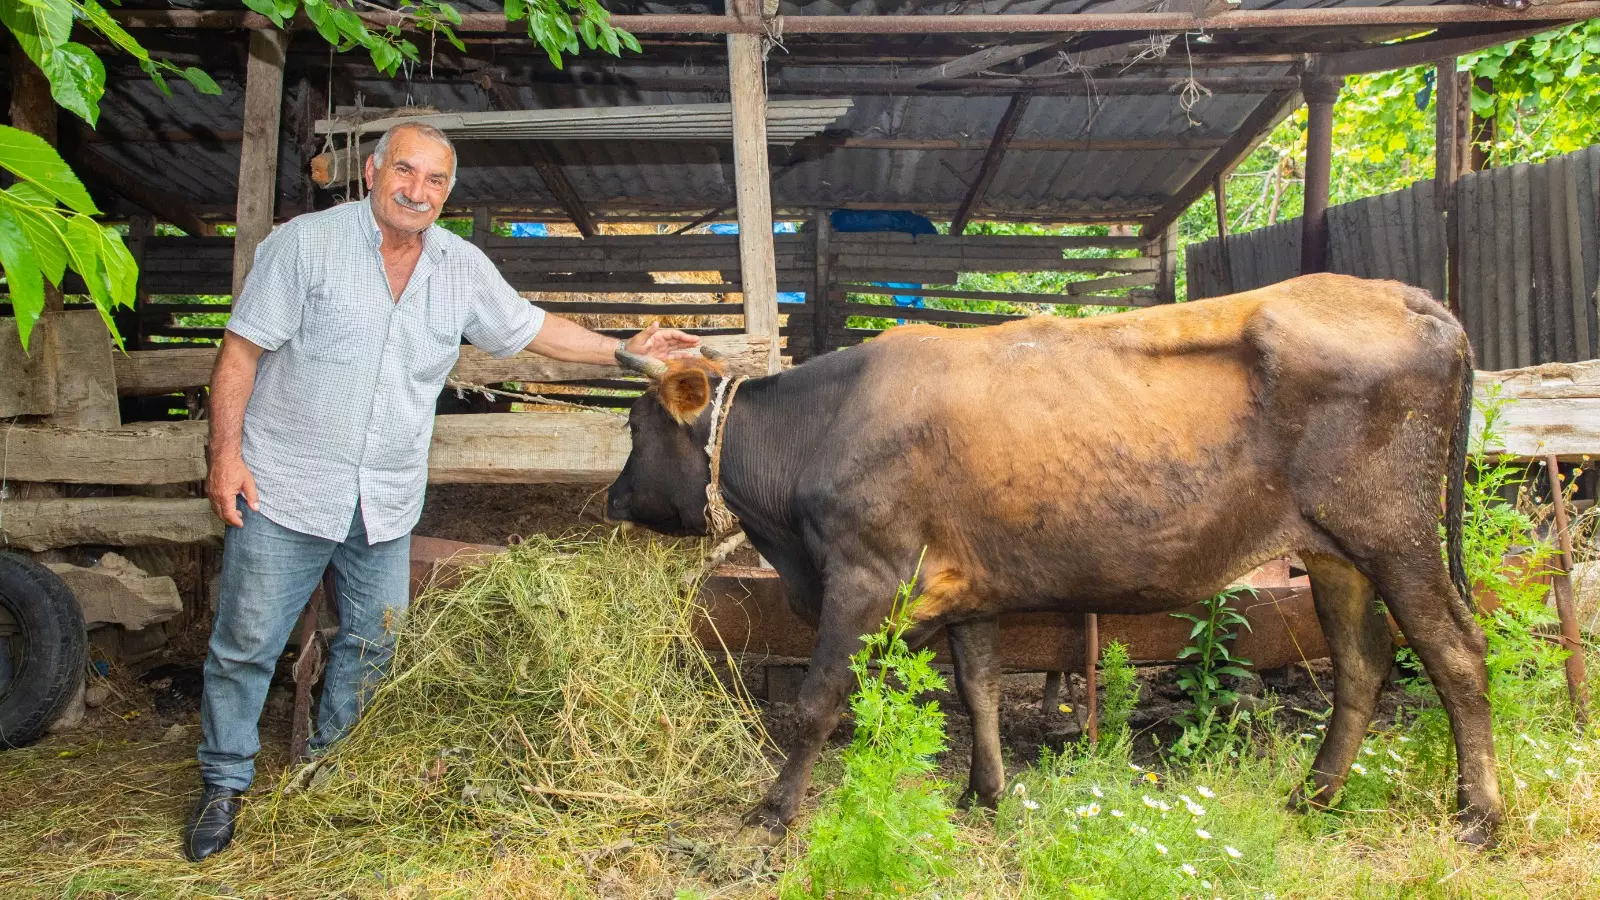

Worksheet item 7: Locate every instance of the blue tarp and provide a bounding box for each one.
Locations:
[508,222,547,238]
[829,210,936,308]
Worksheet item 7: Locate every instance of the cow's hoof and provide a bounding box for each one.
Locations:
[958,789,999,812]
[1455,817,1499,850]
[1285,783,1330,813]
[738,806,789,845]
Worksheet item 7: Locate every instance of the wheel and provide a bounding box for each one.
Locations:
[0,552,87,749]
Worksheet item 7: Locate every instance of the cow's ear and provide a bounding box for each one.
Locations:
[658,366,713,425]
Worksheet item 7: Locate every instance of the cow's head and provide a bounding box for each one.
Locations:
[605,346,729,536]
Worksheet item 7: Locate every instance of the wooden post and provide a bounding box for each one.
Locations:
[472,206,491,249]
[1213,173,1234,295]
[1470,75,1494,172]
[1147,227,1179,304]
[950,94,1030,235]
[118,215,155,352]
[232,29,290,297]
[810,213,832,360]
[727,0,781,373]
[1084,612,1099,744]
[1041,671,1063,715]
[1435,59,1464,316]
[1546,455,1591,727]
[1300,73,1340,276]
[11,42,62,316]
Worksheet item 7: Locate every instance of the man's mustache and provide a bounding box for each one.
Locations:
[392,192,432,213]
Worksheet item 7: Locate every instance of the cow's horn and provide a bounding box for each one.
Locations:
[615,348,668,379]
[699,345,726,362]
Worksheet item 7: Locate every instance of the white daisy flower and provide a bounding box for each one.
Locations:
[1110,809,1125,818]
[1181,863,1198,877]
[1091,785,1104,799]
[1023,799,1040,811]
[1154,842,1168,855]
[1196,828,1212,840]
[1224,845,1242,859]
[1143,794,1160,808]
[1196,786,1215,799]
[1387,749,1404,762]
[1012,782,1028,796]
[1350,763,1367,775]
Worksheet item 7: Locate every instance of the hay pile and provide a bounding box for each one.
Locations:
[0,534,778,896]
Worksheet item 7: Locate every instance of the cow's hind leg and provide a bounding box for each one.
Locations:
[947,618,1004,809]
[1363,552,1502,846]
[1288,554,1393,811]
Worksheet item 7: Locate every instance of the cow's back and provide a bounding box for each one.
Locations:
[804,274,1467,614]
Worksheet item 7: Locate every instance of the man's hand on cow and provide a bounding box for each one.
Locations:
[207,454,260,528]
[626,322,700,360]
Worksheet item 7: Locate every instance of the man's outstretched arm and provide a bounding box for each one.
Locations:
[526,319,700,366]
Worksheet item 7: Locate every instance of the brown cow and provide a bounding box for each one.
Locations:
[607,273,1500,845]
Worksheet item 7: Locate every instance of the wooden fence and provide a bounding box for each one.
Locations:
[1186,145,1600,369]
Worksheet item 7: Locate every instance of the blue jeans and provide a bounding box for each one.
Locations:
[196,501,411,791]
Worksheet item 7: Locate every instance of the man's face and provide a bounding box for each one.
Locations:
[365,127,454,237]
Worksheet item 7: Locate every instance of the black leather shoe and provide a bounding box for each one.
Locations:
[182,785,243,862]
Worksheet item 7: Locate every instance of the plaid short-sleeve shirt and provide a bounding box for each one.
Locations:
[226,198,544,544]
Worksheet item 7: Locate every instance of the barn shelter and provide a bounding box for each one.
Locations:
[3,3,1600,684]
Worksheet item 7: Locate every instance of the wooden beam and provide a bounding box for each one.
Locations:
[428,411,628,483]
[528,144,599,238]
[951,95,1031,234]
[0,422,208,484]
[907,36,1070,85]
[233,29,290,296]
[839,137,1230,152]
[109,7,1600,34]
[65,140,217,237]
[1141,90,1300,239]
[727,0,781,373]
[484,79,598,238]
[0,498,223,552]
[113,333,774,396]
[1300,74,1341,275]
[1474,361,1600,460]
[1315,23,1567,78]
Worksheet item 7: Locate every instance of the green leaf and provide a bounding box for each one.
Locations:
[5,191,69,284]
[77,0,152,63]
[63,213,111,309]
[44,43,107,125]
[505,0,527,23]
[0,126,98,215]
[180,66,222,96]
[618,28,641,55]
[1215,665,1253,680]
[0,204,46,348]
[242,0,289,28]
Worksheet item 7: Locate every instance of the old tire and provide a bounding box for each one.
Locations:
[0,552,87,749]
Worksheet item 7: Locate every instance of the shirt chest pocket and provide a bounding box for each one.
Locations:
[298,283,373,363]
[412,286,466,383]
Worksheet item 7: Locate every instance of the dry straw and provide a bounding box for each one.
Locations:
[0,533,779,896]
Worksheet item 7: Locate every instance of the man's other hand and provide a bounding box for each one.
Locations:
[207,454,260,528]
[626,322,700,360]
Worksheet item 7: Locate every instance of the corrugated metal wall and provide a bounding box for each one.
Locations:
[1325,181,1446,300]
[1457,147,1600,370]
[1185,145,1600,368]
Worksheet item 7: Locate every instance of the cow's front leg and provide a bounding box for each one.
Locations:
[742,578,894,838]
[947,618,1004,809]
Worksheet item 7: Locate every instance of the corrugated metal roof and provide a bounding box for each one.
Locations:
[83,1,1461,223]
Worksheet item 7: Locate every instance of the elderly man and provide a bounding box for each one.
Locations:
[183,122,698,861]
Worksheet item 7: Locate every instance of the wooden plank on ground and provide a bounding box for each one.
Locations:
[0,422,207,484]
[0,498,222,551]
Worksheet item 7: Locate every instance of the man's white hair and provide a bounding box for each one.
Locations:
[371,122,457,192]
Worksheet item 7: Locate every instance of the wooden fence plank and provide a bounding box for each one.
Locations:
[0,498,223,552]
[1512,163,1535,367]
[1566,156,1593,360]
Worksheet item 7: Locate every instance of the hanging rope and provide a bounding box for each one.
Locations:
[702,375,747,536]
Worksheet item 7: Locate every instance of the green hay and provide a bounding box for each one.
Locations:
[0,533,780,897]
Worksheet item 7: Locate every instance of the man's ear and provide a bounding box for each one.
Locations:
[657,367,713,425]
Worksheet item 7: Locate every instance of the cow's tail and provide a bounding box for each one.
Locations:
[1446,340,1475,614]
